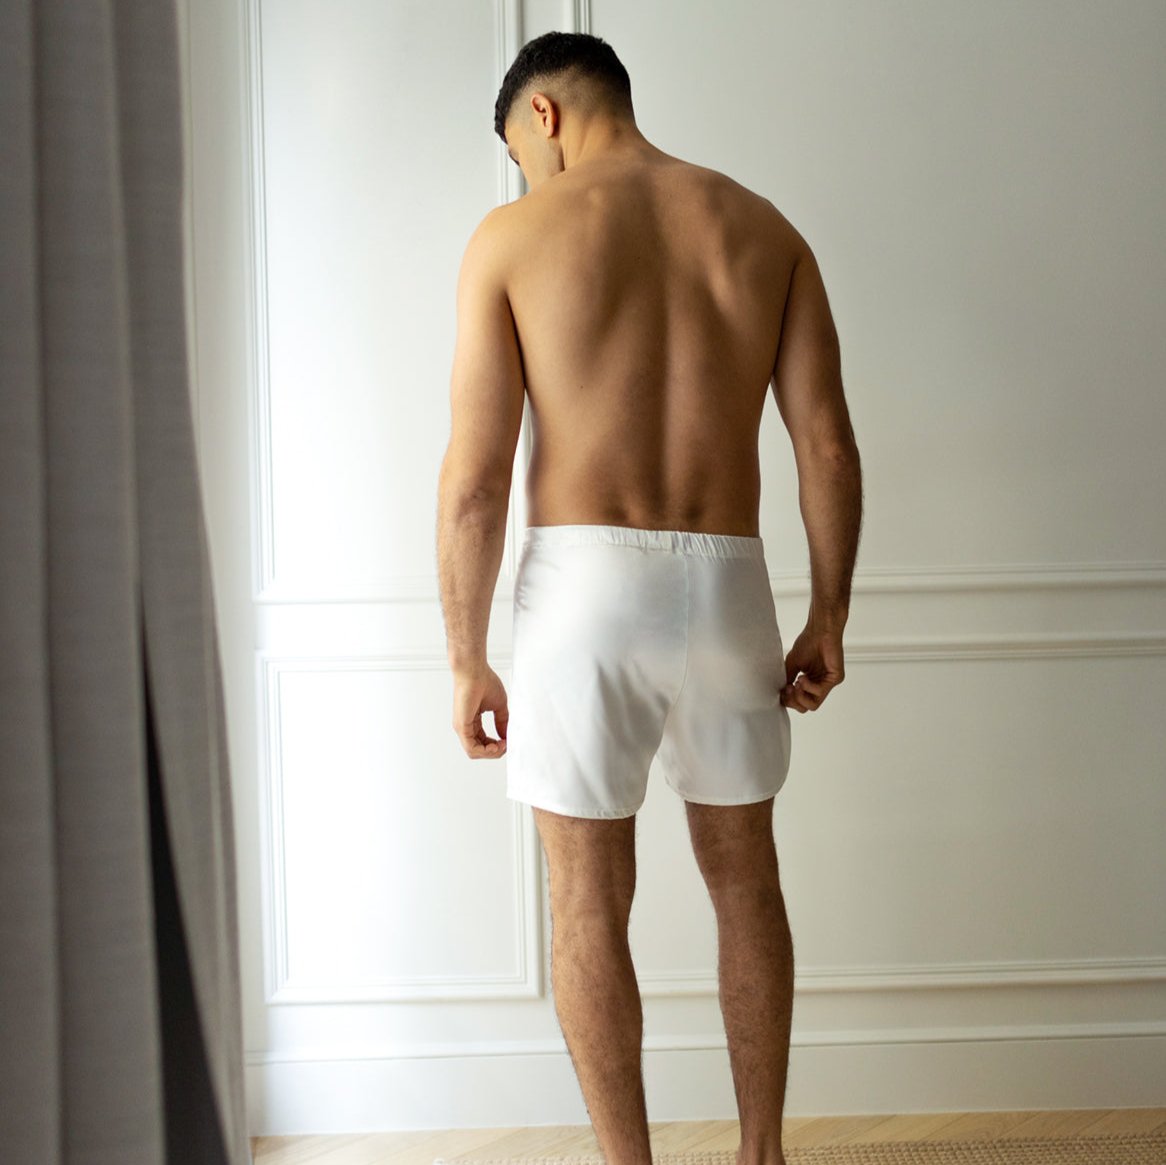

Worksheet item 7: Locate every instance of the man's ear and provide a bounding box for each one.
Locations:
[532,92,558,139]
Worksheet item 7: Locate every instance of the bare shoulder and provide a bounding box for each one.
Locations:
[467,200,519,245]
[459,201,526,281]
[684,158,808,252]
[476,193,544,254]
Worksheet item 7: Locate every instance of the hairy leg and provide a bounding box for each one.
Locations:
[533,807,652,1165]
[687,798,794,1165]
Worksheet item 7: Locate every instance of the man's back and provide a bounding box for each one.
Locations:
[500,147,804,537]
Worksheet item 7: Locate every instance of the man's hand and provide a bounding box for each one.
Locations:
[451,663,509,758]
[780,621,846,713]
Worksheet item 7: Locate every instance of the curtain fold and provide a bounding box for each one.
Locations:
[0,1,250,1161]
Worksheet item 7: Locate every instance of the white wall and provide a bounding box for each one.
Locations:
[181,0,1166,1132]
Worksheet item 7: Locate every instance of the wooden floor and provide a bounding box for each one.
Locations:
[251,1109,1166,1164]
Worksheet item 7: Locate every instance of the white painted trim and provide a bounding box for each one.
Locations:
[243,1018,1166,1063]
[641,954,1166,996]
[241,3,1166,610]
[495,0,526,212]
[828,560,1166,595]
[242,1030,1166,1124]
[254,648,1166,1002]
[251,561,1166,605]
[804,631,1166,662]
[252,636,1166,675]
[242,0,277,602]
[256,652,544,1003]
[495,0,526,586]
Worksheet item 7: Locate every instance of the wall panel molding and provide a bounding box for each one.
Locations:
[252,635,1166,669]
[242,1017,1166,1064]
[640,954,1166,998]
[256,653,544,1004]
[252,560,1166,606]
[255,649,1165,1006]
[243,0,536,603]
[242,0,275,602]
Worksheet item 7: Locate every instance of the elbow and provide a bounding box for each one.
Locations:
[439,468,511,511]
[800,436,860,470]
[438,451,510,503]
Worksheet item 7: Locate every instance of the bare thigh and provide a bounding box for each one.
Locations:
[685,796,780,895]
[531,798,780,922]
[532,806,638,925]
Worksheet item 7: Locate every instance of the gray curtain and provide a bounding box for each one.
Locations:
[1,2,251,1162]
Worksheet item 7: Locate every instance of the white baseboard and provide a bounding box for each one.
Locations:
[245,1031,1166,1134]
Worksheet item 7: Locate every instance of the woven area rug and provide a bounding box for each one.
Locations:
[434,1134,1166,1165]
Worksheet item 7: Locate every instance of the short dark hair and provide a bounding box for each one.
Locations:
[493,31,634,143]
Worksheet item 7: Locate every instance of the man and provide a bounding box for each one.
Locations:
[436,30,862,1165]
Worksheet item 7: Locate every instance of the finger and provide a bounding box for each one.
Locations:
[795,674,829,699]
[781,688,807,713]
[788,681,816,709]
[780,683,809,707]
[802,684,829,711]
[789,681,820,712]
[472,724,505,751]
[456,714,504,753]
[482,708,508,743]
[460,731,506,758]
[471,710,496,747]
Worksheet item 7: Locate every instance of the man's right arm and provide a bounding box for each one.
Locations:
[770,238,863,634]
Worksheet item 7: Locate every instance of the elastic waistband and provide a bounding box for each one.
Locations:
[521,523,765,561]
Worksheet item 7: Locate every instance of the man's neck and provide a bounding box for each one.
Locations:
[564,120,653,169]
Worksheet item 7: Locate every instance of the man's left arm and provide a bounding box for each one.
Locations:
[436,208,525,758]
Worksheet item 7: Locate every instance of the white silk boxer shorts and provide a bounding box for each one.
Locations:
[506,523,792,818]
